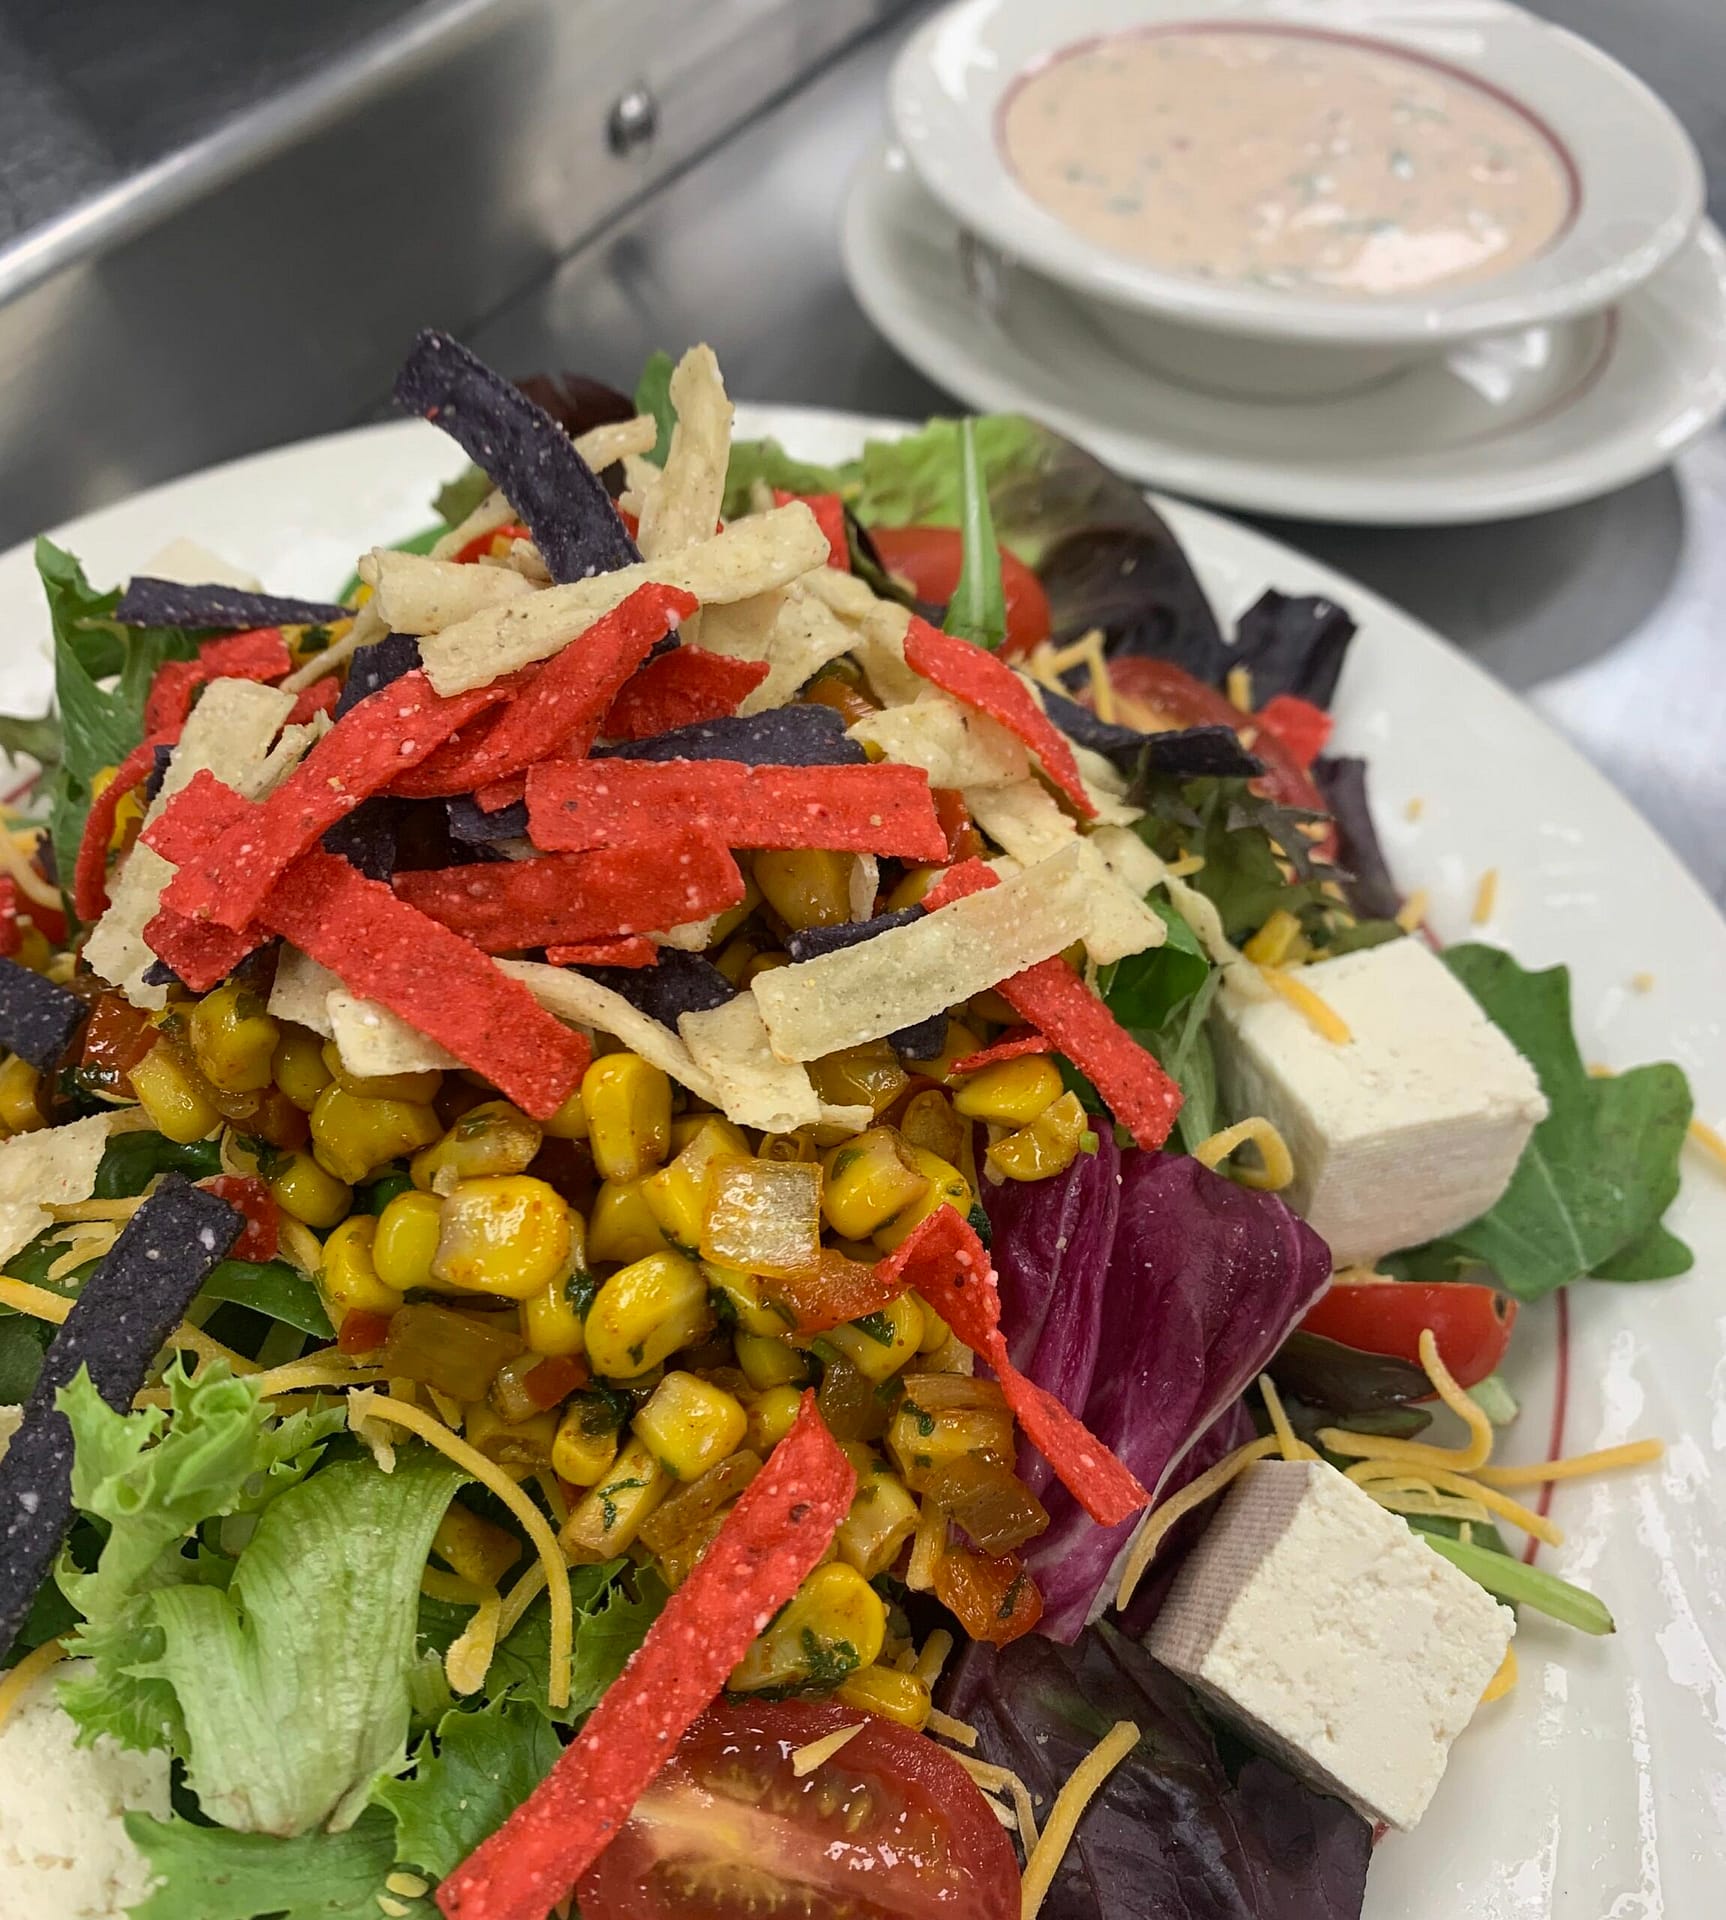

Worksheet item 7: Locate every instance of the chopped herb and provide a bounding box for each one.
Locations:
[852,1310,896,1346]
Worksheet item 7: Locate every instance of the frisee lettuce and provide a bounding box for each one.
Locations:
[373,1698,558,1881]
[124,1807,417,1920]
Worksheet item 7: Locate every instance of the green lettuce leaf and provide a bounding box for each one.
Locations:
[566,1567,668,1717]
[373,1699,558,1882]
[476,1558,645,1724]
[93,1128,224,1197]
[1096,895,1209,1032]
[0,1312,51,1400]
[433,466,491,530]
[1134,777,1331,944]
[1412,945,1693,1298]
[941,418,1007,651]
[124,1807,418,1920]
[720,440,849,521]
[846,415,1046,550]
[634,349,677,466]
[199,1258,334,1337]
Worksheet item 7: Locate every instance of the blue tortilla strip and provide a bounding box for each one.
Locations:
[113,579,349,631]
[599,704,865,767]
[143,742,176,805]
[141,959,185,989]
[322,797,401,882]
[582,951,735,1027]
[335,632,422,718]
[891,1010,949,1060]
[1231,591,1356,709]
[394,330,639,586]
[0,1176,242,1653]
[1037,688,1263,779]
[785,909,943,1056]
[445,795,530,846]
[0,959,86,1071]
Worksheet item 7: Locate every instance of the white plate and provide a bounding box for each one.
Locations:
[843,139,1726,525]
[890,0,1704,348]
[0,409,1721,1917]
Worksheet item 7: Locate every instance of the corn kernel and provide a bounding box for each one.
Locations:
[701,1159,822,1278]
[898,1089,966,1166]
[641,1118,750,1255]
[820,1128,928,1240]
[835,1443,920,1579]
[883,865,940,913]
[131,1045,221,1144]
[580,1052,671,1182]
[0,1056,43,1134]
[986,1089,1087,1183]
[953,1055,1064,1126]
[836,1663,931,1729]
[272,1024,333,1111]
[713,933,762,987]
[729,1562,887,1691]
[886,1379,1016,1493]
[702,1262,791,1338]
[412,1100,542,1194]
[753,848,853,931]
[706,872,762,949]
[318,1215,399,1321]
[918,1021,984,1085]
[463,1401,556,1466]
[520,1247,591,1357]
[588,1177,668,1263]
[808,1041,907,1118]
[431,1175,573,1300]
[742,950,789,984]
[551,1395,624,1486]
[872,1145,973,1254]
[267,1149,353,1229]
[745,1384,805,1452]
[632,1370,748,1481]
[914,1293,952,1354]
[735,1331,812,1392]
[756,1129,817,1163]
[310,1085,441,1185]
[559,1435,669,1561]
[825,1292,923,1383]
[372,1189,443,1290]
[585,1250,712,1380]
[433,1502,522,1589]
[538,1083,589,1140]
[318,1040,442,1105]
[188,981,279,1094]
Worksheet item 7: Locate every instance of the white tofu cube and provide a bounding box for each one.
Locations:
[1213,938,1547,1267]
[1145,1460,1513,1829]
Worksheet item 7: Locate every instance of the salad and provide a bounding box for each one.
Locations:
[0,331,1699,1920]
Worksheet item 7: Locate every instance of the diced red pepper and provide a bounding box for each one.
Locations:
[931,787,985,865]
[601,648,770,742]
[523,1354,588,1408]
[79,993,160,1094]
[142,629,294,736]
[1255,693,1333,772]
[198,1174,279,1263]
[338,1308,395,1354]
[453,521,531,566]
[74,737,169,924]
[772,490,848,571]
[437,1394,854,1920]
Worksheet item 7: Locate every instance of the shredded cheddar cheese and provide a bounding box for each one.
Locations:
[907,1494,945,1592]
[790,1722,865,1776]
[1242,908,1303,968]
[1115,1435,1280,1609]
[44,1195,149,1222]
[0,823,64,913]
[914,1628,955,1690]
[1405,796,1425,821]
[1631,971,1655,993]
[499,1559,549,1639]
[277,1218,326,1274]
[246,1358,385,1399]
[1686,1116,1726,1175]
[0,1636,65,1733]
[1480,1644,1518,1704]
[1193,1116,1294,1192]
[354,1391,573,1711]
[1471,867,1499,925]
[0,1275,71,1324]
[445,1587,504,1695]
[1225,665,1254,712]
[1347,1460,1562,1545]
[1258,964,1352,1043]
[1320,1329,1492,1474]
[1257,1373,1317,1462]
[955,1754,1042,1853]
[169,1322,261,1377]
[1020,1721,1141,1920]
[925,1707,979,1749]
[1474,1438,1666,1488]
[1394,887,1430,933]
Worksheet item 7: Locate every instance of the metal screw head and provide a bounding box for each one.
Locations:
[608,86,658,157]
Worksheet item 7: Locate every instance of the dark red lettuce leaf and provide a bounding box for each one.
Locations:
[985,1151,1331,1640]
[1313,756,1401,921]
[1230,590,1356,707]
[1038,524,1224,680]
[942,1624,1371,1920]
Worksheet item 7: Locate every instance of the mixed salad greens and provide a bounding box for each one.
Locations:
[0,333,1695,1920]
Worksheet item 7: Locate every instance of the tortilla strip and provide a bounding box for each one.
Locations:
[497,960,723,1107]
[846,696,1030,791]
[574,414,659,471]
[698,578,858,717]
[278,598,383,695]
[431,487,517,563]
[328,990,460,1076]
[419,503,829,694]
[360,550,536,635]
[678,996,822,1134]
[637,347,732,562]
[0,1113,123,1269]
[749,842,1092,1061]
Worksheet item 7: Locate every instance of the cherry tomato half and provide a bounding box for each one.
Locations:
[870,526,1052,660]
[577,1698,1021,1920]
[1299,1280,1518,1390]
[200,1174,280,1264]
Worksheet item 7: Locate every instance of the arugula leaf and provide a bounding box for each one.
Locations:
[433,465,492,529]
[0,711,63,789]
[374,1699,558,1881]
[93,1129,224,1197]
[940,418,1007,651]
[0,1312,51,1400]
[1411,945,1693,1298]
[124,1807,417,1920]
[634,350,677,466]
[1134,777,1330,943]
[1095,896,1208,1031]
[567,1566,668,1716]
[481,1559,640,1723]
[720,439,850,521]
[200,1258,334,1337]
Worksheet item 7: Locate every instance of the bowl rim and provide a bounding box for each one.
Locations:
[889,0,1706,346]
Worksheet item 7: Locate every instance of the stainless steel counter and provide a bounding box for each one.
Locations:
[471,2,1726,906]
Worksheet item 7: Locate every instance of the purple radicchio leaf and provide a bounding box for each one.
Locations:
[1312,756,1402,921]
[986,1150,1332,1641]
[941,1624,1371,1920]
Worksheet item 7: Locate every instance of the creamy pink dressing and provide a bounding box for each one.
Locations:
[1001,29,1573,297]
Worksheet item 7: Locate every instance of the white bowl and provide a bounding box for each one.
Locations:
[891,0,1704,393]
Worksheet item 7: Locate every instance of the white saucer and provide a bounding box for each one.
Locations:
[841,139,1726,525]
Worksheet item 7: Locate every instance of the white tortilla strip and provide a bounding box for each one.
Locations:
[636,347,733,562]
[750,842,1092,1062]
[964,781,1077,866]
[268,947,339,1036]
[697,578,857,717]
[430,487,515,562]
[650,915,722,953]
[279,598,382,695]
[800,566,882,626]
[1088,824,1169,897]
[420,504,830,694]
[849,855,879,923]
[328,991,460,1076]
[497,961,722,1106]
[359,550,535,635]
[847,695,1030,791]
[85,679,297,1009]
[0,1113,123,1268]
[574,414,659,471]
[845,602,927,708]
[1065,738,1143,827]
[250,711,331,797]
[1073,843,1165,966]
[140,539,262,592]
[818,1102,875,1135]
[678,997,822,1134]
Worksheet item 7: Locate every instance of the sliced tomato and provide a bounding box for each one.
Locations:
[80,992,159,1094]
[576,1698,1020,1920]
[931,788,986,864]
[869,526,1052,660]
[199,1174,280,1264]
[1299,1280,1517,1390]
[1255,693,1333,771]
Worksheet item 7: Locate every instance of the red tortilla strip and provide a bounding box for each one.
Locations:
[901,617,1096,819]
[437,1394,854,1920]
[922,859,1182,1149]
[772,490,848,571]
[286,676,342,726]
[394,831,744,954]
[877,1208,1148,1528]
[544,935,659,969]
[601,647,770,742]
[75,737,171,923]
[948,1028,1050,1076]
[476,773,527,814]
[393,584,697,798]
[526,758,948,861]
[141,768,246,866]
[144,906,266,992]
[142,629,294,737]
[0,878,18,958]
[162,669,505,931]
